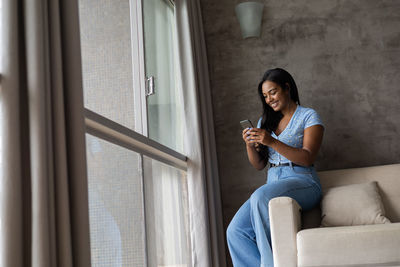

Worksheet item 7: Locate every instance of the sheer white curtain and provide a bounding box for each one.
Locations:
[0,0,90,266]
[175,1,226,266]
[143,157,191,267]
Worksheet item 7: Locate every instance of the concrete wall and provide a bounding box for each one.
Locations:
[199,0,400,264]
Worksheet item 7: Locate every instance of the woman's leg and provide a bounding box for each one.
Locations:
[227,199,261,267]
[249,178,321,267]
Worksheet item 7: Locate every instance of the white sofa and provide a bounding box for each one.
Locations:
[269,163,400,267]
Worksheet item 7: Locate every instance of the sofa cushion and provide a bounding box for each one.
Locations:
[317,164,400,223]
[321,181,390,227]
[297,223,400,267]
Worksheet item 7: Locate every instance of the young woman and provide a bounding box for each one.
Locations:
[226,68,324,267]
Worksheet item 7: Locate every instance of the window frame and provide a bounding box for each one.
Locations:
[84,108,187,171]
[129,0,148,136]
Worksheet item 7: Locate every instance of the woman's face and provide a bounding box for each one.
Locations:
[262,80,291,112]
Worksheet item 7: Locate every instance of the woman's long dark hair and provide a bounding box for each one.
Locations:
[258,68,300,132]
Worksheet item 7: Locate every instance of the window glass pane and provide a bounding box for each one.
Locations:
[79,0,136,130]
[143,0,185,153]
[86,134,145,267]
[143,156,191,266]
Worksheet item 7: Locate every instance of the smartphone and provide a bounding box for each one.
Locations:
[240,119,253,129]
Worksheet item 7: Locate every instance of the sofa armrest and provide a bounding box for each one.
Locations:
[269,196,302,267]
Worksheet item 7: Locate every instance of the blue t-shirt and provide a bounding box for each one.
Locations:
[257,105,324,164]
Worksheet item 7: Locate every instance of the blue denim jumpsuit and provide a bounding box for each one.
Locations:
[227,105,324,267]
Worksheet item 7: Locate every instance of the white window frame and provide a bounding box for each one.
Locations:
[129,0,148,136]
[84,108,187,171]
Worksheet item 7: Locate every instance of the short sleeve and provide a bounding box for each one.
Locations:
[256,117,262,128]
[304,109,324,129]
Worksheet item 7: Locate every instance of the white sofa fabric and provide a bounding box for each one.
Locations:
[297,223,400,267]
[268,163,400,267]
[269,197,301,267]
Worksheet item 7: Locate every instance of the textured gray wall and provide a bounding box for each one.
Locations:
[199,0,400,264]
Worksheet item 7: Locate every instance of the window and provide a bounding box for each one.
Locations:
[78,0,191,266]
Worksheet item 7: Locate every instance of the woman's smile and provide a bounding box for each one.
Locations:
[269,101,279,109]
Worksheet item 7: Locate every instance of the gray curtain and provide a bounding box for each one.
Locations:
[0,0,91,266]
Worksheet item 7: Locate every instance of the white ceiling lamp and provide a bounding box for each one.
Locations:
[235,2,264,39]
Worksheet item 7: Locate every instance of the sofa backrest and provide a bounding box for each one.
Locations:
[302,163,400,229]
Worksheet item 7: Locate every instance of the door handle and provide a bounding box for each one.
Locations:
[145,76,155,96]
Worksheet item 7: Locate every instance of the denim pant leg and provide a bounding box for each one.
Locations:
[227,199,261,267]
[251,178,321,267]
[227,168,321,267]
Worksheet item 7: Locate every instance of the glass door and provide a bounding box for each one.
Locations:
[142,0,184,154]
[142,1,191,266]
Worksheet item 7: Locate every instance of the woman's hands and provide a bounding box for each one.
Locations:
[242,124,324,168]
[242,128,253,146]
[242,128,260,152]
[243,128,275,147]
[242,128,268,170]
